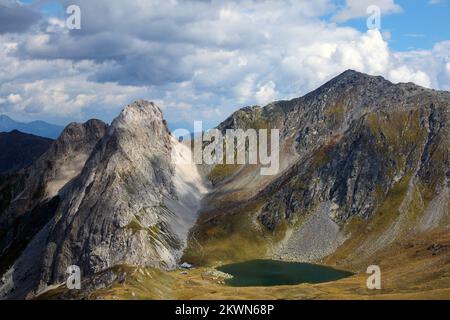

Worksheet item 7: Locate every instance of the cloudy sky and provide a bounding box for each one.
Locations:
[0,0,449,130]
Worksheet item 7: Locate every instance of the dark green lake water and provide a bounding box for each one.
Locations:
[217,259,353,287]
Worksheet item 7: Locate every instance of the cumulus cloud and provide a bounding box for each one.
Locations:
[0,0,449,128]
[388,66,431,87]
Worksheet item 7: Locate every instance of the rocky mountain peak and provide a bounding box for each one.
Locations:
[61,119,107,137]
[0,99,212,299]
[112,100,163,128]
[107,100,169,146]
[304,69,392,101]
[331,69,388,84]
[54,119,107,154]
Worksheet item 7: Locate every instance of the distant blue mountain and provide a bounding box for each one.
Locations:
[0,115,64,139]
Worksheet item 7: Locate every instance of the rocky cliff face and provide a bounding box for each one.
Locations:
[257,72,449,262]
[259,71,449,222]
[0,101,208,299]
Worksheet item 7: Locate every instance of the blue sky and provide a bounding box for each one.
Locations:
[340,0,450,51]
[1,0,449,130]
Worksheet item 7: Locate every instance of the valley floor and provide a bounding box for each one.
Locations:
[41,229,450,300]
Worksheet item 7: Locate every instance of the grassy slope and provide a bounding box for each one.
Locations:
[46,229,448,300]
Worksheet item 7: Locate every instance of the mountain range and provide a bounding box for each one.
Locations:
[0,70,448,299]
[0,115,64,139]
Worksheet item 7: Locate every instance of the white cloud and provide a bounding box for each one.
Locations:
[7,93,22,104]
[390,41,450,89]
[0,0,449,128]
[388,66,431,87]
[234,75,256,103]
[256,81,278,105]
[440,63,450,90]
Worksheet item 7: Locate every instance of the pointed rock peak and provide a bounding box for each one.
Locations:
[339,69,362,77]
[332,69,375,83]
[117,100,163,122]
[111,100,168,134]
[306,70,392,99]
[129,99,161,111]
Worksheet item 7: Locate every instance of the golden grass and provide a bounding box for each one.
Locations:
[76,229,450,300]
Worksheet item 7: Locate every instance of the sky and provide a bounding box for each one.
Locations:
[0,0,449,131]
